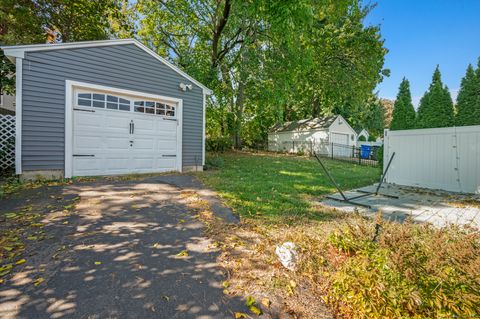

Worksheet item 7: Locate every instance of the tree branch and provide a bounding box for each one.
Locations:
[211,0,231,68]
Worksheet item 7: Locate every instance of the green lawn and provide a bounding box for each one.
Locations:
[198,152,381,220]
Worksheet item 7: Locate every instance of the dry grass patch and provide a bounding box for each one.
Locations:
[183,188,480,318]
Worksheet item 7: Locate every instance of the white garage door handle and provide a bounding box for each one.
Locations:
[129,120,134,134]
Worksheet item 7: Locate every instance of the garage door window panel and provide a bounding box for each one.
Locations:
[166,104,175,117]
[92,94,106,108]
[119,98,130,111]
[156,103,166,115]
[134,100,176,118]
[77,92,132,112]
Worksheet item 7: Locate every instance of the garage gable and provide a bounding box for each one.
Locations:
[328,115,357,145]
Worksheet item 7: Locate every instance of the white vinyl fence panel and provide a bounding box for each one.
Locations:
[384,126,480,194]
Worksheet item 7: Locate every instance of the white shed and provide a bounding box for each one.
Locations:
[268,115,357,156]
[355,128,369,141]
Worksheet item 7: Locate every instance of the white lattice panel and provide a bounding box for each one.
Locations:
[0,115,15,171]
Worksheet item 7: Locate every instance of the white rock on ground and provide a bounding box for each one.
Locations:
[275,242,298,271]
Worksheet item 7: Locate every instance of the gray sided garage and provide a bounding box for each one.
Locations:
[2,39,212,179]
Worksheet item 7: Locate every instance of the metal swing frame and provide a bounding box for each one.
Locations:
[314,151,398,209]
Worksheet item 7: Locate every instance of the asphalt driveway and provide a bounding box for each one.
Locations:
[0,175,244,319]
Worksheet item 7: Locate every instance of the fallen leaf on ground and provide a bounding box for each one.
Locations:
[94,261,102,265]
[175,250,189,257]
[261,298,271,308]
[15,259,26,265]
[249,305,262,315]
[0,264,13,276]
[234,312,247,318]
[245,296,256,307]
[33,277,44,286]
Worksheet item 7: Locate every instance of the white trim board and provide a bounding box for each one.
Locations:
[15,58,22,175]
[64,80,183,178]
[2,39,213,95]
[202,93,206,165]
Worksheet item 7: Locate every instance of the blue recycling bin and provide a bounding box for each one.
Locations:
[360,145,371,159]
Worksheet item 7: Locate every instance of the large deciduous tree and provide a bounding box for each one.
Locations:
[1,0,128,44]
[416,66,455,129]
[456,62,480,126]
[0,0,131,94]
[137,0,388,148]
[390,78,416,130]
[360,98,385,137]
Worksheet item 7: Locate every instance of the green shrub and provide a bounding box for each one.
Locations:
[206,136,232,153]
[376,145,384,167]
[0,136,15,177]
[358,135,367,142]
[368,135,376,142]
[205,155,224,170]
[325,220,480,319]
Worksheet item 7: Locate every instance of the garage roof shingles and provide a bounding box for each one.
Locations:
[270,115,338,133]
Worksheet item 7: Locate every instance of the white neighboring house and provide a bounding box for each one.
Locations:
[268,115,357,156]
[0,94,15,115]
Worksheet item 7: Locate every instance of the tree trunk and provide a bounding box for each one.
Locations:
[312,96,320,118]
[234,79,245,149]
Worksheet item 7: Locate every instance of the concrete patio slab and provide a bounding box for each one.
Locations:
[320,183,480,228]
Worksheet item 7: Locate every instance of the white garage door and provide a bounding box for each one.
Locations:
[330,132,349,145]
[72,89,180,177]
[330,132,350,157]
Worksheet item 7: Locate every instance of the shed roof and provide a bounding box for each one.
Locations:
[0,39,212,95]
[270,115,338,133]
[355,127,368,134]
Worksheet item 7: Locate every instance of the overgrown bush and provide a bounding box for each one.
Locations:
[325,219,480,318]
[368,135,376,142]
[206,136,232,153]
[358,135,367,141]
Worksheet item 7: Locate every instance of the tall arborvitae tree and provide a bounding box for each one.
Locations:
[416,66,455,128]
[390,78,416,130]
[456,63,479,126]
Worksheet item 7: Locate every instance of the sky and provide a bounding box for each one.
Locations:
[364,1,480,107]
